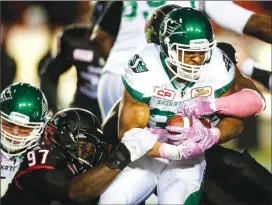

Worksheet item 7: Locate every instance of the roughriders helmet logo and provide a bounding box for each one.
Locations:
[1,87,13,102]
[128,54,149,73]
[161,17,182,36]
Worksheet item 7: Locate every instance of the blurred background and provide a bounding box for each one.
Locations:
[1,1,271,171]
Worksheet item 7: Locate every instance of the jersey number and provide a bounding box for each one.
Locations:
[27,150,49,167]
[123,1,166,20]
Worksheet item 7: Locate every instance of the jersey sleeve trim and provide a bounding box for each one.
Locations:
[214,79,235,98]
[121,76,151,104]
[15,165,55,190]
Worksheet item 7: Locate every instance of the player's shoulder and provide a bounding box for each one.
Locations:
[204,46,236,93]
[60,24,92,42]
[212,46,236,73]
[18,144,62,172]
[216,42,238,65]
[122,43,164,103]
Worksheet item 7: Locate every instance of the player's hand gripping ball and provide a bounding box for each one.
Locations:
[167,114,212,134]
[165,114,214,145]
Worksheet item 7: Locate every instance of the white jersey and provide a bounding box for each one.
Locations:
[102,1,252,75]
[122,44,235,128]
[0,152,23,197]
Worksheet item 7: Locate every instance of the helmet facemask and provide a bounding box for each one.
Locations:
[72,129,106,170]
[1,111,45,157]
[164,37,216,82]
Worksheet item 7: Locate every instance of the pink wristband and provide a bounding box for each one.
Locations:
[159,143,180,160]
[159,144,166,158]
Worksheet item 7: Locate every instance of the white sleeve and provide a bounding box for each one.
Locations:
[205,1,254,34]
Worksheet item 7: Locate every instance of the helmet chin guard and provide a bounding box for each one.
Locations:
[165,38,217,82]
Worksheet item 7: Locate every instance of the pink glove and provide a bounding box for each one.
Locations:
[165,117,220,152]
[149,127,169,143]
[159,132,220,160]
[178,97,218,118]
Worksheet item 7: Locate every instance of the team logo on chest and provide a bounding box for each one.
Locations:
[153,86,175,101]
[191,86,212,98]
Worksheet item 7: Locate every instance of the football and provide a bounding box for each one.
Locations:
[167,115,212,134]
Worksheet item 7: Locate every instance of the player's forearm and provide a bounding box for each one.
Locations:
[243,14,272,44]
[91,27,114,60]
[146,141,163,157]
[69,163,120,203]
[215,117,244,144]
[215,89,266,117]
[69,143,131,203]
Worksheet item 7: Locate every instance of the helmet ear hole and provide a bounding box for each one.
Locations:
[164,37,170,44]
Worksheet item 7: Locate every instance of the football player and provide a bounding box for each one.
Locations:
[98,8,265,204]
[1,83,48,197]
[2,108,157,204]
[92,1,271,119]
[145,6,271,205]
[39,1,111,121]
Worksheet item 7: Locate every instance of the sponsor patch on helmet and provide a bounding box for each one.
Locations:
[10,112,30,123]
[190,39,209,48]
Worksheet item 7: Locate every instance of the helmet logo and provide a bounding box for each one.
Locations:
[128,54,149,73]
[1,87,13,102]
[161,17,182,36]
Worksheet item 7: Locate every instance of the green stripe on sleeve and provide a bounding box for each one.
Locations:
[214,79,235,98]
[122,76,151,104]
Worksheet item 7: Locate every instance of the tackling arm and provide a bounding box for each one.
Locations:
[243,14,272,44]
[91,1,122,60]
[69,163,121,203]
[205,1,271,43]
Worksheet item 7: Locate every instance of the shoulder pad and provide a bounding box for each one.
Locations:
[204,47,235,97]
[122,44,165,104]
[19,145,62,171]
[217,42,238,65]
[203,48,235,98]
[59,24,92,42]
[58,24,93,51]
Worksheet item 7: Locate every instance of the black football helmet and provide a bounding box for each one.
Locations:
[44,108,108,173]
[144,4,181,45]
